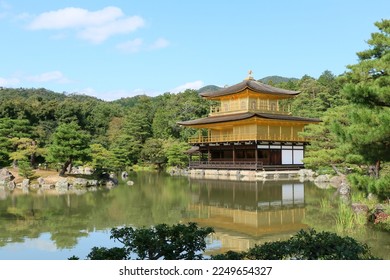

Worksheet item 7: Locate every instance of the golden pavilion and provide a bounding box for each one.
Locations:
[178,72,320,170]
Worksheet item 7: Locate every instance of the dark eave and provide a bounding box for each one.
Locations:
[200,79,300,98]
[177,112,321,126]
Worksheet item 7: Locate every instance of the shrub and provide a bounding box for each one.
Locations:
[215,229,377,260]
[18,160,35,179]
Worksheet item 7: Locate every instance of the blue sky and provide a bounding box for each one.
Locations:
[0,0,388,101]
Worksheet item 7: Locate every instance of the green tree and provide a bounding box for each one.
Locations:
[164,139,190,168]
[18,160,35,179]
[110,135,142,169]
[47,122,91,176]
[81,223,214,260]
[338,19,390,177]
[88,143,116,174]
[152,90,209,141]
[9,138,45,167]
[249,229,375,260]
[140,138,167,169]
[213,229,376,260]
[0,118,32,167]
[86,247,127,260]
[301,106,362,171]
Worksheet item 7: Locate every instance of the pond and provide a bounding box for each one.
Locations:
[0,172,388,259]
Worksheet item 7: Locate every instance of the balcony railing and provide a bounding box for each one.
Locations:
[188,133,304,144]
[210,104,291,116]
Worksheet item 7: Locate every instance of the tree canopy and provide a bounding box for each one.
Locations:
[47,122,91,175]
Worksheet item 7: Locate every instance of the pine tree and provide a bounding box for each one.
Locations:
[47,122,91,176]
[339,19,390,177]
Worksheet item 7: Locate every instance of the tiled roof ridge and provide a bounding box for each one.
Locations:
[200,79,300,98]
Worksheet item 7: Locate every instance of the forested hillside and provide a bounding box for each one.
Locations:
[0,87,211,173]
[0,19,389,201]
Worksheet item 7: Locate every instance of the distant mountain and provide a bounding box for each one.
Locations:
[259,75,298,84]
[197,85,222,94]
[110,94,151,108]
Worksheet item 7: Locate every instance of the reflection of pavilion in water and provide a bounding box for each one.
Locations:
[187,179,307,252]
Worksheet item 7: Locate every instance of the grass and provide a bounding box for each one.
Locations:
[319,198,332,212]
[335,202,367,233]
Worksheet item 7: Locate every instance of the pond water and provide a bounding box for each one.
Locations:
[0,172,388,259]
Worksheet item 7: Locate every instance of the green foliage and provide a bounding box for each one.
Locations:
[9,137,45,167]
[0,118,32,166]
[211,250,245,260]
[47,122,91,175]
[110,135,142,169]
[302,20,389,178]
[110,223,214,260]
[232,229,376,260]
[338,19,390,174]
[152,90,209,140]
[75,223,214,260]
[335,202,367,233]
[140,138,167,169]
[86,246,127,260]
[301,106,357,170]
[88,143,117,174]
[72,224,377,260]
[197,85,222,93]
[164,139,190,168]
[73,223,214,260]
[259,75,298,84]
[288,72,345,118]
[18,160,35,179]
[348,173,390,201]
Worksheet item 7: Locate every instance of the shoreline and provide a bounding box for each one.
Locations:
[170,168,316,182]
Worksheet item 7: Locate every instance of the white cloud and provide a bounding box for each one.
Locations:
[28,6,122,30]
[27,6,145,43]
[80,16,144,44]
[171,80,204,93]
[79,87,96,96]
[149,38,170,50]
[0,0,11,19]
[0,76,20,86]
[26,71,70,83]
[116,38,143,53]
[0,1,11,10]
[116,37,170,54]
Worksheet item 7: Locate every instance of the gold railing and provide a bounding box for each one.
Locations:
[210,104,291,116]
[188,133,304,144]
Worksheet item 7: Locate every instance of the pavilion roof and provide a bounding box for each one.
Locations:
[178,112,321,126]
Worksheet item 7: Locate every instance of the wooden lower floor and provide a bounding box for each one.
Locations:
[188,141,307,171]
[189,161,303,171]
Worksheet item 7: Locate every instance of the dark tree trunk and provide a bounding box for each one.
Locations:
[59,159,72,176]
[30,153,36,168]
[331,164,344,176]
[375,160,381,178]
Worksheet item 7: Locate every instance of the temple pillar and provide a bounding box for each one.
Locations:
[233,145,236,163]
